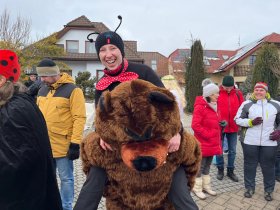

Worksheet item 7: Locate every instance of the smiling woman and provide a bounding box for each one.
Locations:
[98,44,123,70]
[191,78,222,200]
[235,81,280,201]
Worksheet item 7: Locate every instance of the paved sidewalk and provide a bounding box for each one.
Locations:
[72,113,280,210]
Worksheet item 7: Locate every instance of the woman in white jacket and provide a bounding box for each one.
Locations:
[235,82,280,201]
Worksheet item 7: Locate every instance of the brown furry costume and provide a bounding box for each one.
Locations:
[81,79,201,210]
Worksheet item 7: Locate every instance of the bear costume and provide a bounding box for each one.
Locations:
[81,79,201,210]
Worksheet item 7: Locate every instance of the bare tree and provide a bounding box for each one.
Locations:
[0,8,31,49]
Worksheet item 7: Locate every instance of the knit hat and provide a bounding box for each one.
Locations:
[36,58,60,76]
[0,50,20,83]
[202,78,219,97]
[222,75,234,87]
[95,31,125,58]
[254,82,268,91]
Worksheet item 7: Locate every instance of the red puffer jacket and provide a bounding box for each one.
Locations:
[191,96,222,157]
[218,86,244,133]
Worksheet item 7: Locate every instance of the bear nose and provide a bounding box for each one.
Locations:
[132,156,157,171]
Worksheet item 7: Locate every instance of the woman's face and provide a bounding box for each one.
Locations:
[254,88,266,100]
[209,92,219,102]
[99,44,123,70]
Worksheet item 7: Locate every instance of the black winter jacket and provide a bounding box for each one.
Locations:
[0,93,62,210]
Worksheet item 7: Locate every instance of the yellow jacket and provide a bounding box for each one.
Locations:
[37,73,86,157]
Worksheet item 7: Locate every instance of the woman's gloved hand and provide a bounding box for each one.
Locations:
[269,130,280,141]
[251,117,263,126]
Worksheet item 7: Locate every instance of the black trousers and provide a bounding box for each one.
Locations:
[241,143,277,192]
[197,156,213,177]
[74,166,198,210]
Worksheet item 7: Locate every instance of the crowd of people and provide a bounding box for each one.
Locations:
[190,76,280,203]
[1,21,280,210]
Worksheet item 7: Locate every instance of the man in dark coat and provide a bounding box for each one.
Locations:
[0,49,62,210]
[24,66,38,87]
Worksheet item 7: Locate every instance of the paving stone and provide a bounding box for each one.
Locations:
[242,197,267,209]
[227,197,251,209]
[229,193,244,201]
[203,202,226,210]
[195,200,209,207]
[213,196,228,205]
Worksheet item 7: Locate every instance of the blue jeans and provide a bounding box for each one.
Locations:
[216,132,237,169]
[54,157,74,210]
[223,136,228,151]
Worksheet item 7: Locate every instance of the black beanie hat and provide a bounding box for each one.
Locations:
[36,58,60,76]
[95,31,125,58]
[222,75,234,87]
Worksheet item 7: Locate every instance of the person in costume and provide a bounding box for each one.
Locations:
[0,50,62,210]
[74,16,198,210]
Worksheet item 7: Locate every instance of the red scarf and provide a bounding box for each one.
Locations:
[96,59,139,90]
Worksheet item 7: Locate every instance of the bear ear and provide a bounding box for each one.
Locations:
[149,91,174,103]
[98,91,112,112]
[131,79,149,93]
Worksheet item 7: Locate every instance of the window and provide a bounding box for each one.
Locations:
[151,60,157,70]
[85,41,96,53]
[249,55,257,66]
[66,40,79,53]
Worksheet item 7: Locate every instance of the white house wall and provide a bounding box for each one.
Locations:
[63,60,104,79]
[86,62,104,77]
[57,29,98,53]
[56,29,104,80]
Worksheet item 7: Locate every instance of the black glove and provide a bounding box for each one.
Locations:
[67,143,80,160]
[252,117,263,126]
[269,130,280,141]
[219,120,228,127]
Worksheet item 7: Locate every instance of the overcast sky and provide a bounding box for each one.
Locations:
[2,0,280,56]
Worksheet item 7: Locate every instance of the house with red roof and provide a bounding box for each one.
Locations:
[212,32,280,87]
[168,48,235,85]
[168,32,280,87]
